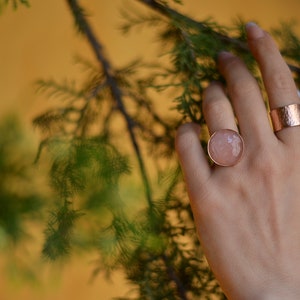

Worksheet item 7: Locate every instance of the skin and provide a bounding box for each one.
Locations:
[175,23,300,299]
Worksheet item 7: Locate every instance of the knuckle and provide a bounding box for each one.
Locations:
[268,71,293,92]
[229,77,257,99]
[203,97,228,119]
[248,144,284,179]
[203,82,224,103]
[222,55,241,73]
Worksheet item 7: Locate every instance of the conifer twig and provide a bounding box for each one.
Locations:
[66,0,153,209]
[137,0,300,75]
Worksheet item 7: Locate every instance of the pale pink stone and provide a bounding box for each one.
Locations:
[208,129,244,166]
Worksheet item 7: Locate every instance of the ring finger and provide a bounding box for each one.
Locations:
[203,82,246,167]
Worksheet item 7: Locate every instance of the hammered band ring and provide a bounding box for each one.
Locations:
[270,103,300,132]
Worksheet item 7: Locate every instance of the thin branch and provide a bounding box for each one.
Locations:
[66,0,153,209]
[137,0,300,75]
[137,0,247,49]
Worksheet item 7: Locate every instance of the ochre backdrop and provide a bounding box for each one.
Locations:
[0,1,299,299]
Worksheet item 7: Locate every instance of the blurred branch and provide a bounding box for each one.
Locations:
[66,0,153,209]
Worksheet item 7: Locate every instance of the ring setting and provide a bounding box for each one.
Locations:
[207,129,244,167]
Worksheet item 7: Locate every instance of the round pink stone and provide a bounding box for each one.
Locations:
[207,129,244,166]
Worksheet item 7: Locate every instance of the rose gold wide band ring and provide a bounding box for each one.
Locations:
[270,103,300,132]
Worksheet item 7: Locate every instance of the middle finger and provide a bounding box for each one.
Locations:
[218,51,273,144]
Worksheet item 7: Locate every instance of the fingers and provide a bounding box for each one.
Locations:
[176,23,300,185]
[217,51,273,143]
[216,23,300,144]
[246,23,300,110]
[175,123,211,199]
[246,22,300,142]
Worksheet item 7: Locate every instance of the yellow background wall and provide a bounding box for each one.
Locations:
[0,0,299,299]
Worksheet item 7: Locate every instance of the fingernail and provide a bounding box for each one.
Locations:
[246,22,264,39]
[218,51,235,61]
[209,80,222,87]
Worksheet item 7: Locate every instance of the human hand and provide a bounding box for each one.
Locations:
[176,23,300,299]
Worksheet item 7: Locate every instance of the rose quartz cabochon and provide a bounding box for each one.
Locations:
[208,129,244,166]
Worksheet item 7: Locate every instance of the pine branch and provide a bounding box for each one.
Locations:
[35,79,85,102]
[137,0,300,75]
[42,201,84,260]
[65,0,153,210]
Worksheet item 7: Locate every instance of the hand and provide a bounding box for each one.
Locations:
[176,23,300,299]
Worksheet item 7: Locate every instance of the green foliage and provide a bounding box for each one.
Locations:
[35,135,131,259]
[48,137,130,198]
[2,0,300,299]
[42,201,83,260]
[0,116,43,243]
[95,167,223,299]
